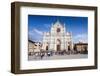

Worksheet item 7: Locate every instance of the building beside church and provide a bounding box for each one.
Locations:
[28,40,42,55]
[74,42,88,54]
[42,20,73,52]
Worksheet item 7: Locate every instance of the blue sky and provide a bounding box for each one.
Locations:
[28,15,88,43]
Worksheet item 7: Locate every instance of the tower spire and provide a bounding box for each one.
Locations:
[56,19,60,25]
[57,19,60,23]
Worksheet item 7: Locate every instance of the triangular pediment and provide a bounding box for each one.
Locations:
[53,20,64,28]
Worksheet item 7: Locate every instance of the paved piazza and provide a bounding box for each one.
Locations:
[28,54,88,61]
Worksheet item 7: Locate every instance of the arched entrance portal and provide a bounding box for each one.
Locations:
[57,44,60,51]
[56,39,61,51]
[68,46,70,51]
[46,42,48,50]
[46,46,48,50]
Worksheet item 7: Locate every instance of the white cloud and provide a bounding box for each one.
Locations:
[75,34,87,39]
[44,24,51,29]
[28,28,43,42]
[33,28,43,35]
[73,33,88,43]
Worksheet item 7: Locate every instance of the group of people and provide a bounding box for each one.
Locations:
[29,49,88,59]
[32,50,75,59]
[33,51,53,59]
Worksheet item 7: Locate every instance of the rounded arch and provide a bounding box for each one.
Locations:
[57,39,61,45]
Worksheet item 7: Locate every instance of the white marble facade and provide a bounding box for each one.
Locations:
[42,20,73,51]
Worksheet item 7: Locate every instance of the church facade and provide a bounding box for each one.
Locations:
[42,20,73,52]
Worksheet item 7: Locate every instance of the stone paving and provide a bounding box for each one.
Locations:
[28,54,88,61]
